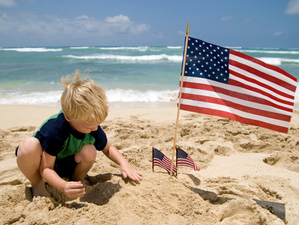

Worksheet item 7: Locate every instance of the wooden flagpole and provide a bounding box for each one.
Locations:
[170,22,190,177]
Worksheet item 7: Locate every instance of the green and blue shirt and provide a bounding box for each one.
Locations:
[34,110,107,160]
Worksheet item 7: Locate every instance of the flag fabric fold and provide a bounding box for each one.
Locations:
[180,36,297,133]
[152,148,177,175]
[176,148,200,171]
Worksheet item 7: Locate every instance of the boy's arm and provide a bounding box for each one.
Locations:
[40,151,85,198]
[102,142,142,181]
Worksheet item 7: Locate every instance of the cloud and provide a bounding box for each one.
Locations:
[0,12,150,41]
[76,15,89,20]
[221,15,232,21]
[285,0,299,14]
[104,14,150,34]
[177,30,185,36]
[105,14,131,23]
[273,31,282,36]
[0,0,16,7]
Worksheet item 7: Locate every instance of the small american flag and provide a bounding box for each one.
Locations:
[176,148,200,171]
[152,148,177,175]
[180,36,297,133]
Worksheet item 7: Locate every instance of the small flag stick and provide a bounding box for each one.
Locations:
[170,22,190,177]
[175,147,178,176]
[152,147,154,172]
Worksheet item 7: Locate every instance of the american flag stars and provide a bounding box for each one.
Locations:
[184,37,229,84]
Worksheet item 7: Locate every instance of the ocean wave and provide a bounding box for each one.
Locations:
[70,47,90,49]
[0,47,63,52]
[167,46,183,49]
[0,91,62,105]
[106,89,178,102]
[2,88,299,109]
[257,57,299,65]
[62,54,182,62]
[0,89,178,105]
[228,46,243,49]
[98,47,149,51]
[238,49,299,54]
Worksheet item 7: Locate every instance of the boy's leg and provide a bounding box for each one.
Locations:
[73,144,97,183]
[16,137,49,197]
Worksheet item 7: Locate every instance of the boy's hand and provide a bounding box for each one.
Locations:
[120,163,142,182]
[102,143,142,182]
[63,181,86,198]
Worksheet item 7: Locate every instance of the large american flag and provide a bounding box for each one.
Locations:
[180,37,297,133]
[176,148,200,171]
[152,148,177,175]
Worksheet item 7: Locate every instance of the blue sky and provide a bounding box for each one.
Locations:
[0,0,299,48]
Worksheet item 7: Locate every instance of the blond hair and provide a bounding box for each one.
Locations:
[60,70,109,124]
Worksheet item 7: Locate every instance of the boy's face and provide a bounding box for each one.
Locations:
[65,116,99,133]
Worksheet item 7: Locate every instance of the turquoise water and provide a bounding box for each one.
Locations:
[0,45,299,108]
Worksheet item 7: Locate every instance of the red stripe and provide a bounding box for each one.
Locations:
[228,77,294,107]
[181,92,291,121]
[153,159,173,169]
[180,104,288,133]
[177,161,194,168]
[177,158,200,170]
[229,59,297,94]
[153,159,177,174]
[182,81,294,111]
[230,49,297,83]
[177,161,193,167]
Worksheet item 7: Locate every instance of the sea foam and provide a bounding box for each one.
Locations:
[62,54,182,62]
[106,89,178,102]
[239,49,299,54]
[0,47,62,52]
[0,91,62,105]
[0,89,178,106]
[257,57,299,65]
[98,47,149,51]
[70,47,90,49]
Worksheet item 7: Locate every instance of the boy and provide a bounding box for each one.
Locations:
[16,70,142,198]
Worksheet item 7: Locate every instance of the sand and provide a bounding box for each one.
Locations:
[0,104,299,225]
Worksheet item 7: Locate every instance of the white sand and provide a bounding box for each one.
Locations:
[0,105,298,224]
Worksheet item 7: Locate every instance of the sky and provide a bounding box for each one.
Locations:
[0,0,299,48]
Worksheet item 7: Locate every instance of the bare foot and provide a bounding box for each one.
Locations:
[32,180,51,198]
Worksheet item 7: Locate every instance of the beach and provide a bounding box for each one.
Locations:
[0,104,299,224]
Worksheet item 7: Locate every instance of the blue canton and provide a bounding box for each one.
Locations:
[177,148,188,159]
[153,148,164,160]
[183,37,230,84]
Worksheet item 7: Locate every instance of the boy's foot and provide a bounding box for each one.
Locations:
[32,180,51,198]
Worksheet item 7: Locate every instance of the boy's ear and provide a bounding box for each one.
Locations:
[64,114,71,122]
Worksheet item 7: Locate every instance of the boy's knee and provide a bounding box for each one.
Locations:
[18,137,42,156]
[77,145,97,162]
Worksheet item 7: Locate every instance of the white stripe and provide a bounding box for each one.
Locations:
[183,76,294,109]
[177,162,194,167]
[229,73,295,103]
[229,65,295,97]
[182,87,292,116]
[230,53,297,87]
[180,98,289,128]
[153,160,174,172]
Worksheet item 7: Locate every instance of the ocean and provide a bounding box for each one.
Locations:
[1,45,299,109]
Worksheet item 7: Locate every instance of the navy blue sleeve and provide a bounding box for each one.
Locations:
[34,113,69,156]
[91,125,108,151]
